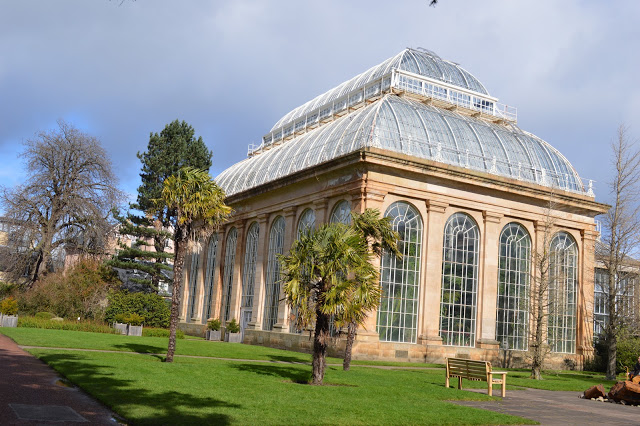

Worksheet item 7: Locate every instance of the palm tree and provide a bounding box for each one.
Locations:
[159,166,231,362]
[280,208,400,383]
[337,209,400,371]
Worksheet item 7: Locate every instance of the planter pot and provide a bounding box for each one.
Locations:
[1,315,18,328]
[225,332,242,343]
[114,322,128,335]
[128,325,143,337]
[206,330,221,341]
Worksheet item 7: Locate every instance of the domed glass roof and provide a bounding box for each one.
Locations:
[270,48,489,133]
[217,94,585,197]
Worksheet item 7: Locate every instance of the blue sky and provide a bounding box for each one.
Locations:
[0,0,638,211]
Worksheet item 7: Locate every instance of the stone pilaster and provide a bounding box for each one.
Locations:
[248,214,269,330]
[419,200,448,345]
[313,198,328,226]
[477,211,502,349]
[273,207,297,332]
[227,220,245,324]
[578,226,598,357]
[208,232,224,322]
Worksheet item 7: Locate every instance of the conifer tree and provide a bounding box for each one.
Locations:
[110,120,212,292]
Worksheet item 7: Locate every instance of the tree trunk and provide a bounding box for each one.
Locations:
[166,227,187,363]
[584,384,607,399]
[608,381,640,404]
[343,321,356,371]
[312,311,330,385]
[606,332,618,380]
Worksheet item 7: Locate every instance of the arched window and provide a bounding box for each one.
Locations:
[330,200,351,224]
[187,242,202,320]
[377,201,423,343]
[496,223,531,350]
[548,232,578,354]
[290,208,316,333]
[263,216,285,330]
[221,228,238,322]
[297,208,316,235]
[440,212,479,347]
[241,223,260,319]
[202,234,219,321]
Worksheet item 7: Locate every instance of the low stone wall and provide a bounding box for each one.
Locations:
[244,329,585,370]
[177,322,206,338]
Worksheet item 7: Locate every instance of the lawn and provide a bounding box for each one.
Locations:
[0,328,617,425]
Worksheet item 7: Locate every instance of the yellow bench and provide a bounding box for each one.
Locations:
[445,357,507,397]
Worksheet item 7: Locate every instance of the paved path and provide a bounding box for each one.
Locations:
[0,334,119,425]
[453,387,640,425]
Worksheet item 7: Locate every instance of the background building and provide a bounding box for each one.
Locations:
[178,48,608,368]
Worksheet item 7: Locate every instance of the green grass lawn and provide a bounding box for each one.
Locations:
[0,328,618,425]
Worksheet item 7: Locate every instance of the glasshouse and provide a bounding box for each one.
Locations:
[178,47,608,367]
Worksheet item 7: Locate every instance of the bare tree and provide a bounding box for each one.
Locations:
[599,125,640,380]
[529,195,557,380]
[0,120,123,285]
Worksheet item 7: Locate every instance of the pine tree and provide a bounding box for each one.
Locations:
[109,120,212,292]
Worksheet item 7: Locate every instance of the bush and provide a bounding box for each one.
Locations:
[616,334,640,374]
[124,313,145,326]
[143,327,185,339]
[35,312,55,320]
[19,259,120,320]
[207,318,221,331]
[226,318,240,333]
[0,297,18,315]
[18,316,119,333]
[104,291,170,328]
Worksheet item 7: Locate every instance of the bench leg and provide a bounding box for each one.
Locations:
[501,380,506,398]
[446,376,450,388]
[458,376,462,390]
[488,382,492,396]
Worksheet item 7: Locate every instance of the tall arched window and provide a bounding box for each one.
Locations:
[548,232,578,354]
[290,208,316,333]
[297,208,316,235]
[330,200,351,224]
[187,242,202,320]
[202,234,219,322]
[377,201,423,343]
[263,216,285,330]
[440,212,479,347]
[496,223,531,350]
[221,228,238,322]
[241,222,260,320]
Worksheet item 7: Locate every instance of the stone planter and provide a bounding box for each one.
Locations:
[114,322,128,335]
[225,332,242,343]
[206,330,221,341]
[1,315,18,328]
[128,325,143,337]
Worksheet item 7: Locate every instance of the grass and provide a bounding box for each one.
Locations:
[0,328,619,424]
[26,348,531,425]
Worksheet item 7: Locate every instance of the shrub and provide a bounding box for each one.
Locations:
[226,318,240,333]
[616,334,640,374]
[207,318,221,331]
[104,291,170,328]
[35,312,55,320]
[0,297,18,315]
[124,313,145,326]
[19,259,120,320]
[18,316,119,333]
[143,327,185,339]
[113,313,127,324]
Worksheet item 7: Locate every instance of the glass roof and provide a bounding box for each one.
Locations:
[270,48,489,133]
[217,94,585,197]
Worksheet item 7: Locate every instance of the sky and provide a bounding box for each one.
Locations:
[0,0,638,211]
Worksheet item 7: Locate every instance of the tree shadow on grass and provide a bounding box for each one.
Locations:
[266,354,310,364]
[36,353,241,425]
[231,363,311,384]
[113,343,165,359]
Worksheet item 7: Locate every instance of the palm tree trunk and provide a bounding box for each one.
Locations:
[166,227,187,363]
[312,311,330,385]
[343,321,356,371]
